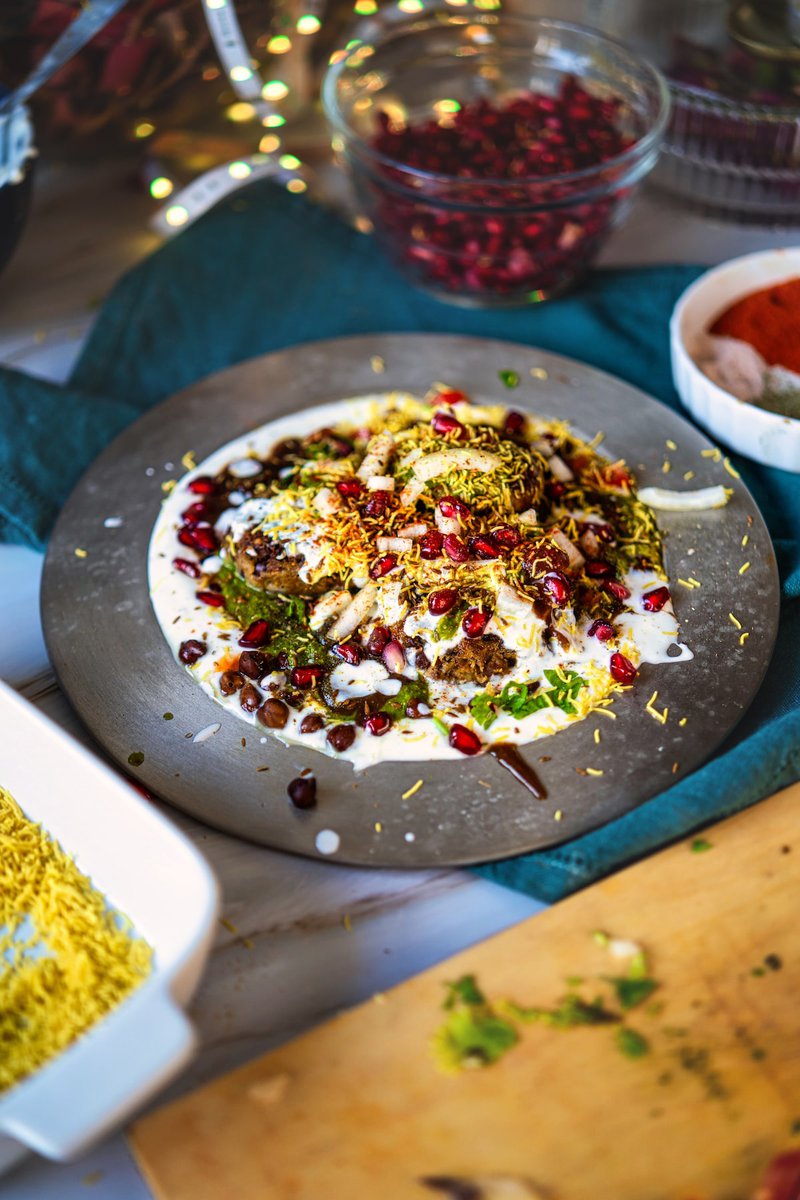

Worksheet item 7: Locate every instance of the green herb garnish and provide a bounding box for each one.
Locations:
[498,369,520,389]
[616,1027,650,1059]
[469,692,498,730]
[501,993,618,1029]
[127,751,144,768]
[690,837,712,853]
[433,974,519,1073]
[606,976,658,1011]
[432,715,449,739]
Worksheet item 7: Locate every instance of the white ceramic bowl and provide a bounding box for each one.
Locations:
[670,248,800,474]
[0,680,219,1172]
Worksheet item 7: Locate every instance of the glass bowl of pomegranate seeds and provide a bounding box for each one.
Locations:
[323,13,670,306]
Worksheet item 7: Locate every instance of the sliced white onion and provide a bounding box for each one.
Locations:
[399,478,425,507]
[495,582,535,619]
[532,437,555,459]
[312,487,341,517]
[356,432,394,481]
[550,527,585,569]
[413,447,501,482]
[366,475,395,492]
[398,522,428,538]
[327,581,378,640]
[638,485,730,511]
[549,454,574,482]
[309,589,350,632]
[435,507,460,537]
[518,507,539,526]
[376,536,413,554]
[379,579,408,625]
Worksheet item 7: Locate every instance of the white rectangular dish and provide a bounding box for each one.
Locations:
[0,679,219,1173]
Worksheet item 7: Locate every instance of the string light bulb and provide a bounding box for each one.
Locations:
[228,160,253,179]
[134,121,155,138]
[149,176,174,199]
[296,14,321,34]
[262,113,286,127]
[165,205,189,227]
[225,101,257,122]
[286,178,307,193]
[267,35,292,53]
[262,80,289,101]
[279,153,301,170]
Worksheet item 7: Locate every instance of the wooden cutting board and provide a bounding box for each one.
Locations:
[130,783,800,1200]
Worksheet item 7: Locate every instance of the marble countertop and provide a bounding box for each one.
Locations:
[0,158,792,1200]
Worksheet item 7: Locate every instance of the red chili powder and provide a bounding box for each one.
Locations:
[709,276,800,373]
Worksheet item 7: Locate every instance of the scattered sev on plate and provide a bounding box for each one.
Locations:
[0,785,153,1094]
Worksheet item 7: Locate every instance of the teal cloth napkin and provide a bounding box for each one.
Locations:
[2,182,798,900]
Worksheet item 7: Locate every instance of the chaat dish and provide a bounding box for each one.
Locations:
[149,388,693,770]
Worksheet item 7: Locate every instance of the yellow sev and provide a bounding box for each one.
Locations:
[0,786,153,1094]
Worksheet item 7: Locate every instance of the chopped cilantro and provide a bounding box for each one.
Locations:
[690,837,712,853]
[433,975,518,1073]
[494,670,587,721]
[592,929,610,947]
[628,949,649,980]
[469,692,498,730]
[501,993,617,1029]
[616,1027,650,1059]
[498,369,520,389]
[607,976,658,1010]
[443,974,485,1009]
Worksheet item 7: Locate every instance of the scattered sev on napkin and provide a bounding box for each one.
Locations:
[1,183,797,901]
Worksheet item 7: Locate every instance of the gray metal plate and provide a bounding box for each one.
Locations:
[42,334,779,868]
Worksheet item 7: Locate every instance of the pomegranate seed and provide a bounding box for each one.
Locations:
[610,652,637,685]
[547,480,567,499]
[543,571,571,605]
[585,559,613,578]
[491,524,520,549]
[470,534,501,560]
[438,495,470,521]
[178,639,206,665]
[432,411,466,439]
[432,387,467,406]
[462,607,490,638]
[443,534,469,563]
[365,712,393,737]
[370,554,397,579]
[178,524,217,554]
[503,410,526,436]
[336,478,363,498]
[187,476,218,495]
[197,590,225,607]
[756,1150,800,1200]
[181,501,211,525]
[382,639,406,673]
[239,619,271,648]
[173,557,201,579]
[449,724,483,756]
[288,776,316,809]
[334,641,362,665]
[367,626,391,656]
[588,619,615,642]
[428,589,458,615]
[291,665,325,689]
[642,586,671,613]
[364,491,390,517]
[604,580,631,602]
[419,530,443,559]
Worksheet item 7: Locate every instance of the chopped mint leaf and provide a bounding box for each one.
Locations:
[616,1027,650,1059]
[469,692,498,730]
[607,976,658,1010]
[691,837,712,853]
[498,369,520,389]
[286,595,307,622]
[432,715,449,739]
[497,671,587,721]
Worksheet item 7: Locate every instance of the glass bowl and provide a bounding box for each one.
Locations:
[322,12,670,307]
